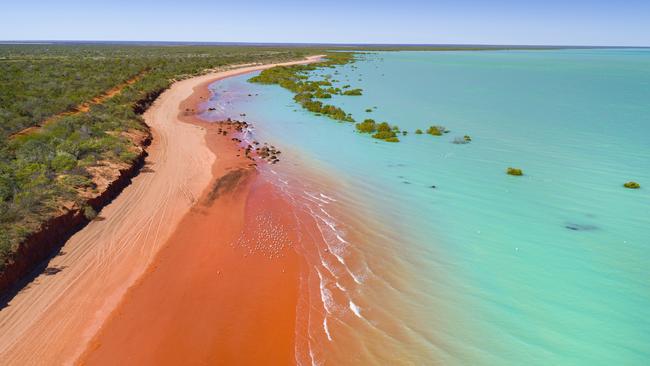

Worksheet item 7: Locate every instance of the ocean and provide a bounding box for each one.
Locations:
[202,49,650,365]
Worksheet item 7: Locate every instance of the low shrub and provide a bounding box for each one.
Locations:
[83,205,97,220]
[356,119,377,133]
[427,125,447,136]
[372,130,397,140]
[507,167,524,176]
[343,88,363,96]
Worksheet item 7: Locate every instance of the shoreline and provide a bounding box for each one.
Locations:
[0,55,323,365]
[78,57,327,364]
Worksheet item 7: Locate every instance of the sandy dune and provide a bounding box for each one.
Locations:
[0,55,323,365]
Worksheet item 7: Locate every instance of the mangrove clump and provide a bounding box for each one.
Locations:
[343,88,363,96]
[427,125,448,136]
[507,167,524,176]
[356,119,377,133]
[249,53,358,123]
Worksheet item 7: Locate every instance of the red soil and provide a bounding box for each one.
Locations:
[79,68,324,365]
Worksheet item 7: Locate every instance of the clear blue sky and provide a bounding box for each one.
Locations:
[1,0,649,46]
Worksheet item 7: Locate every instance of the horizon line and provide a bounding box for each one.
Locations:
[1,40,649,49]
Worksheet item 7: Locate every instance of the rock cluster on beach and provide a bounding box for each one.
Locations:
[214,118,282,165]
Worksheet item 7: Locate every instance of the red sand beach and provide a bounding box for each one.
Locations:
[78,57,334,364]
[1,53,421,365]
[0,56,323,365]
[79,89,319,364]
[78,64,425,365]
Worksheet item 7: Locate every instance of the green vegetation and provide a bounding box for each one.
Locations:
[250,53,357,122]
[356,119,377,133]
[355,119,400,141]
[365,108,373,113]
[371,122,399,142]
[0,43,578,274]
[343,88,363,96]
[250,53,403,143]
[623,181,640,189]
[507,167,524,176]
[415,129,423,134]
[0,44,318,269]
[426,125,448,136]
[83,205,97,220]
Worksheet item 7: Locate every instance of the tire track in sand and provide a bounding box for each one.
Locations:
[0,55,324,365]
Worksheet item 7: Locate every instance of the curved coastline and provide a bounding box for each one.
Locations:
[0,55,323,365]
[79,58,439,365]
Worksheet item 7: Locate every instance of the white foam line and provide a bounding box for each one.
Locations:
[315,268,334,315]
[320,193,337,202]
[349,301,362,318]
[348,270,364,285]
[304,191,330,204]
[308,206,368,286]
[318,207,335,220]
[323,316,333,341]
[314,214,349,248]
[320,257,338,279]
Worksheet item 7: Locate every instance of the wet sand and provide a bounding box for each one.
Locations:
[76,53,434,365]
[78,59,327,364]
[0,55,323,365]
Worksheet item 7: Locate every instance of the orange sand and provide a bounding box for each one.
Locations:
[79,77,320,364]
[68,53,427,365]
[0,55,323,365]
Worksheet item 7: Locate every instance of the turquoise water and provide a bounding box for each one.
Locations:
[206,49,650,365]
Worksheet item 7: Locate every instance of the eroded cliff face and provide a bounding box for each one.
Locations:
[0,132,152,298]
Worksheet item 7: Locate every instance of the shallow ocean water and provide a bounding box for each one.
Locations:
[205,49,650,365]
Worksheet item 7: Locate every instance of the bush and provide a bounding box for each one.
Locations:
[1,44,321,270]
[623,181,640,189]
[415,129,423,134]
[372,130,397,140]
[249,53,360,124]
[356,119,376,133]
[51,152,77,172]
[427,125,447,136]
[83,205,97,220]
[343,88,363,96]
[507,167,524,176]
[376,122,391,132]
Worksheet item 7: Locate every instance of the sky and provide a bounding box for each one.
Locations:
[1,0,649,46]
